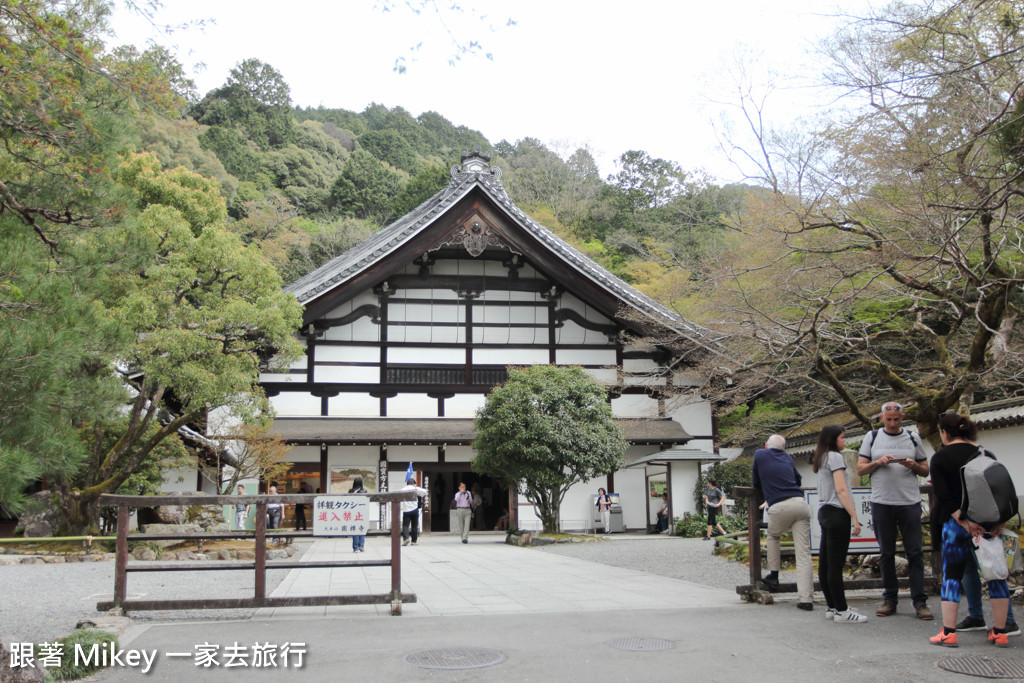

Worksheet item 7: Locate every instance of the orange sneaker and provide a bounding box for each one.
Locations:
[988,629,1009,648]
[929,629,958,647]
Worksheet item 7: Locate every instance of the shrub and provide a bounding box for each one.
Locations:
[693,458,754,512]
[40,629,118,680]
[675,512,746,538]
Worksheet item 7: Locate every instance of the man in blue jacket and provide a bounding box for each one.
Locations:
[752,434,813,611]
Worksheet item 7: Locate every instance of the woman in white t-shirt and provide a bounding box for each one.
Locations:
[813,425,866,623]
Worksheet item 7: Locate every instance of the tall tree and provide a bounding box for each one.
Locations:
[472,366,626,533]
[703,1,1024,446]
[52,153,304,532]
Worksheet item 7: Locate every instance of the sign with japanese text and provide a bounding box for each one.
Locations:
[806,487,880,553]
[313,496,369,536]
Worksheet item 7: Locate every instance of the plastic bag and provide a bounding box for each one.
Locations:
[974,534,1010,581]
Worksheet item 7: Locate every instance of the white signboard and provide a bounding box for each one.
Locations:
[805,487,879,553]
[313,495,370,536]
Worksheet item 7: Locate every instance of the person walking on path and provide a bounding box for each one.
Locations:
[234,484,249,531]
[857,401,933,620]
[349,476,368,553]
[596,487,612,535]
[266,485,284,543]
[704,479,727,540]
[928,413,1011,648]
[453,482,474,543]
[752,434,814,611]
[813,425,867,623]
[401,477,428,547]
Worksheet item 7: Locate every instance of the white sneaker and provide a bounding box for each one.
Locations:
[835,609,869,623]
[825,608,837,620]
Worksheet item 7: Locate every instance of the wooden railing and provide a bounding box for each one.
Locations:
[732,485,939,600]
[97,491,417,616]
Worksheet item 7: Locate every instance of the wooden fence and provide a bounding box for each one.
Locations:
[732,485,940,600]
[97,491,417,615]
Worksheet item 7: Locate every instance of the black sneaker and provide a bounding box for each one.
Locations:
[955,616,988,632]
[1005,622,1021,637]
[760,576,781,593]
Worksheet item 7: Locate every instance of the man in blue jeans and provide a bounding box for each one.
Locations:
[857,402,933,620]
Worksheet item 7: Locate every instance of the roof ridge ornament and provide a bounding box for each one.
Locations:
[451,146,502,186]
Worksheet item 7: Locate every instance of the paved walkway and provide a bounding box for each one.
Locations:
[258,532,735,619]
[98,532,1019,682]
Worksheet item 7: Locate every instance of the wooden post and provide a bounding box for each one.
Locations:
[254,502,267,600]
[390,499,402,615]
[113,505,130,611]
[747,493,761,588]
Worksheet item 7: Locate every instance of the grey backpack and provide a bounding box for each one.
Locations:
[960,447,1019,527]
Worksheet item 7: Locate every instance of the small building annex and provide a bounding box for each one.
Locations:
[260,150,725,533]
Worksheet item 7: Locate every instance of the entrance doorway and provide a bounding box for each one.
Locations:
[421,470,508,533]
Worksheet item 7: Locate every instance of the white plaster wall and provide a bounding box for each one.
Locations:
[615,467,649,530]
[286,445,320,463]
[316,345,379,363]
[315,365,379,383]
[582,368,618,384]
[259,372,301,383]
[970,425,1024,492]
[389,445,438,463]
[328,393,378,417]
[444,394,486,418]
[611,394,660,418]
[445,445,475,463]
[476,324,544,345]
[388,393,439,418]
[669,398,714,454]
[270,392,320,417]
[389,347,464,364]
[555,348,616,365]
[473,348,549,365]
[161,466,195,492]
[670,458,704,516]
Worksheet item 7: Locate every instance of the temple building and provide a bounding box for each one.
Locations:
[260,150,724,533]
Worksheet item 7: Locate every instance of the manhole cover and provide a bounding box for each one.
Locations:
[404,647,505,670]
[607,637,676,652]
[937,656,1024,679]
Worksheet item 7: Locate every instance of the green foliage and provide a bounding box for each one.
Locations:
[693,458,754,512]
[329,149,404,222]
[717,401,800,448]
[43,629,119,680]
[360,129,419,173]
[472,366,627,532]
[390,164,450,216]
[674,512,746,538]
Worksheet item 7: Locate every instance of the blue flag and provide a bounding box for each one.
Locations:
[406,461,414,481]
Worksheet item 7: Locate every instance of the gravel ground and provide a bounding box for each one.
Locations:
[0,543,312,646]
[537,534,756,591]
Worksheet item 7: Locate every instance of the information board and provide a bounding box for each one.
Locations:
[313,495,370,536]
[805,487,879,553]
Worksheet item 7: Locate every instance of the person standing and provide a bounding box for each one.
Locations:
[596,487,612,535]
[857,402,932,620]
[349,476,368,552]
[294,480,312,531]
[266,485,283,544]
[704,479,727,540]
[928,413,1011,647]
[401,477,428,547]
[453,482,473,543]
[234,483,249,531]
[813,425,867,623]
[656,493,670,533]
[752,434,814,611]
[472,484,486,531]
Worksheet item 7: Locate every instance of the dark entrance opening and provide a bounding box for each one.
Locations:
[421,469,507,533]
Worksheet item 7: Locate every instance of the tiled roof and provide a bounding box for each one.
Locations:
[270,416,692,445]
[286,151,724,355]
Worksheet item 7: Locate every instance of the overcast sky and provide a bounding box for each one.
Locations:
[108,0,862,182]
